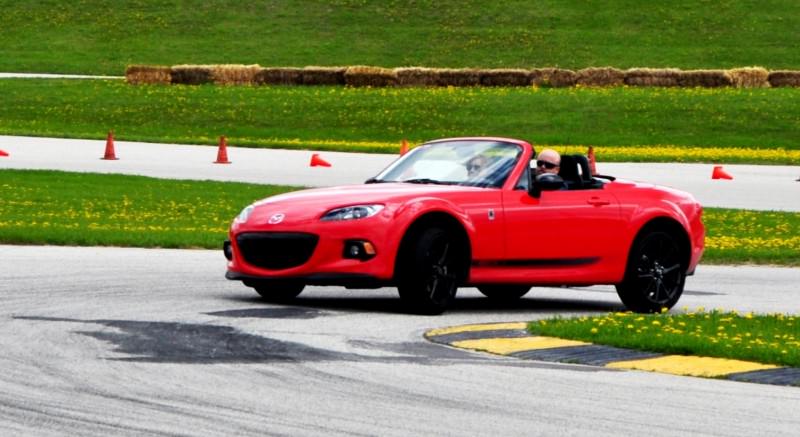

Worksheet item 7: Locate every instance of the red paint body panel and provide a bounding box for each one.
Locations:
[226,137,704,289]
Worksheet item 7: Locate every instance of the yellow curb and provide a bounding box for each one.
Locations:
[606,355,780,377]
[426,322,528,337]
[451,336,589,355]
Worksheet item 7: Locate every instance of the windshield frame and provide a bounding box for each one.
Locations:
[372,139,526,189]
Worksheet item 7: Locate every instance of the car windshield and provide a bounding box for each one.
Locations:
[371,140,522,188]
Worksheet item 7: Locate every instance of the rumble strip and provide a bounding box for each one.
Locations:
[425,323,800,387]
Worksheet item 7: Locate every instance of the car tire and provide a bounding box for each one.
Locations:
[616,230,685,313]
[397,227,461,315]
[251,281,305,302]
[478,285,530,301]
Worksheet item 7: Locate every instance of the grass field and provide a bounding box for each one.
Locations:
[529,310,800,368]
[1,170,798,266]
[2,80,800,164]
[2,1,800,74]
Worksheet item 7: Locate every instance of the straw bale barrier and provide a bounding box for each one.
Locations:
[254,67,303,85]
[125,65,171,85]
[344,66,397,87]
[170,65,213,85]
[728,67,770,88]
[768,70,800,87]
[130,64,800,88]
[479,69,531,86]
[435,68,482,86]
[395,67,440,87]
[529,68,558,86]
[677,70,733,88]
[548,69,578,87]
[302,66,346,85]
[624,68,682,87]
[211,64,261,85]
[576,67,625,86]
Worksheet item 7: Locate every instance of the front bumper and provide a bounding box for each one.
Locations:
[225,216,403,284]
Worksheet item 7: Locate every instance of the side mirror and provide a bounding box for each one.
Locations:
[529,173,565,198]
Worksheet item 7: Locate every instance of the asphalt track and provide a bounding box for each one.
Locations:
[2,135,799,211]
[2,245,800,436]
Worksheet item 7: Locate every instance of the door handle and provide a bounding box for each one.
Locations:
[587,197,610,206]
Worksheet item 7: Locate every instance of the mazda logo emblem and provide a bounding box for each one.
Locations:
[268,213,285,224]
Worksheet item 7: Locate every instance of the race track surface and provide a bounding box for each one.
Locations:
[2,245,799,436]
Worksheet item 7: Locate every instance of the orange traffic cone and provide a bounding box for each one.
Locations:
[711,165,733,180]
[0,149,8,157]
[101,131,118,160]
[214,136,231,164]
[587,146,598,176]
[310,153,331,167]
[400,139,409,155]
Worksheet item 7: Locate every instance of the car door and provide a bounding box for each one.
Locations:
[500,187,624,282]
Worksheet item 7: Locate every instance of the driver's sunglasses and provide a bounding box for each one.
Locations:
[467,163,482,171]
[536,160,558,169]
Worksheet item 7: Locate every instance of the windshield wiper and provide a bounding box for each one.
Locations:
[402,178,450,185]
[364,177,388,184]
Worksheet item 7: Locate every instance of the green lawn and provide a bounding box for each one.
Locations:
[2,80,800,164]
[0,170,299,248]
[529,310,800,368]
[2,1,800,74]
[1,169,798,266]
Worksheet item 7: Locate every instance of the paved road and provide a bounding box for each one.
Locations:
[2,135,799,211]
[1,245,799,436]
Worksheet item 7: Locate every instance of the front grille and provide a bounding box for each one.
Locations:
[236,232,319,270]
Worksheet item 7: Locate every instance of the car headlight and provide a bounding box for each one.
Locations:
[236,205,255,223]
[321,205,384,221]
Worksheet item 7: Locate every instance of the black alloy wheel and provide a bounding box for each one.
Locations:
[616,230,685,313]
[398,227,461,315]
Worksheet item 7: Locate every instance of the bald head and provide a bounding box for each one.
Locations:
[535,149,561,175]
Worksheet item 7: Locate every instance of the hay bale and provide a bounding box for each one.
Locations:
[479,69,532,86]
[728,67,770,88]
[344,66,397,87]
[301,66,346,85]
[677,70,733,87]
[125,65,171,85]
[530,68,558,86]
[254,67,303,85]
[211,64,261,85]
[435,68,482,86]
[624,68,682,87]
[767,70,800,87]
[170,65,213,85]
[576,67,625,87]
[395,67,439,87]
[548,69,578,87]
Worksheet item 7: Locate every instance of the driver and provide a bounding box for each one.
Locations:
[535,149,561,176]
[466,154,489,178]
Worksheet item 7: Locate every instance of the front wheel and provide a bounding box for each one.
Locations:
[397,227,462,315]
[616,230,685,313]
[478,285,530,301]
[249,281,305,302]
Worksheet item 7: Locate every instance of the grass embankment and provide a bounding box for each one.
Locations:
[2,80,800,164]
[1,170,799,266]
[2,0,800,74]
[0,170,299,248]
[529,310,800,368]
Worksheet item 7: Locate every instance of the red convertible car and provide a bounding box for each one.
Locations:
[224,138,704,314]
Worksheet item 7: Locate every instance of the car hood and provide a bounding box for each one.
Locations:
[246,183,483,225]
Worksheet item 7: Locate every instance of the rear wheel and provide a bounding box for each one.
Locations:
[249,281,305,302]
[616,230,685,313]
[397,227,461,315]
[478,285,530,301]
